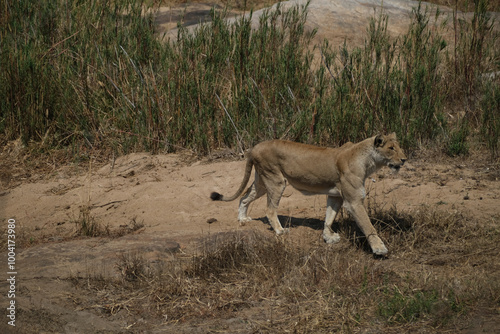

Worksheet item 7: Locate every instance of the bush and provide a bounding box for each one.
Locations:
[481,81,500,158]
[446,119,470,156]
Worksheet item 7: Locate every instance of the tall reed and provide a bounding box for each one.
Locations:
[1,0,498,156]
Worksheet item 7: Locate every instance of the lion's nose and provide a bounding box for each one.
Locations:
[401,158,407,164]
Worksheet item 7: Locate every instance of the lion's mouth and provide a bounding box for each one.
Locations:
[388,163,402,173]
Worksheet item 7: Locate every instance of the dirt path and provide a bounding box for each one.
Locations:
[3,150,499,249]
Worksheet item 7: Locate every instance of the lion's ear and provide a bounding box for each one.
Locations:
[374,134,385,147]
[388,132,397,139]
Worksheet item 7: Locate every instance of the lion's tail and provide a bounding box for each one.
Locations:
[210,156,254,202]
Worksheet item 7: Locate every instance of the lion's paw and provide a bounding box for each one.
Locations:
[275,228,290,235]
[367,235,388,255]
[323,232,341,244]
[372,244,388,256]
[238,217,252,225]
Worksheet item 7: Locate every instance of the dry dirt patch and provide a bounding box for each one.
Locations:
[1,143,500,332]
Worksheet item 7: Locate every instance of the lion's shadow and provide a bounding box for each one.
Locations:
[256,214,351,234]
[256,211,414,255]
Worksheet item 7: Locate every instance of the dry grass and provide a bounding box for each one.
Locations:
[67,205,500,332]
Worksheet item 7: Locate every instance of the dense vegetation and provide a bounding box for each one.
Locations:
[0,0,498,158]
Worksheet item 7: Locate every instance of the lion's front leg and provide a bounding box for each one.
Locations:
[345,199,388,256]
[323,196,343,244]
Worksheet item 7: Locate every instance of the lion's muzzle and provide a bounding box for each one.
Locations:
[388,158,406,172]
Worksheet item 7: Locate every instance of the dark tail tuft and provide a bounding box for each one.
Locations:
[210,192,223,201]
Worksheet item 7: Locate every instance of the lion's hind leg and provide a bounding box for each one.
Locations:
[262,174,288,235]
[238,172,265,224]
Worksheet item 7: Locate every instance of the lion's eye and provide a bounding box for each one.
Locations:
[389,147,395,151]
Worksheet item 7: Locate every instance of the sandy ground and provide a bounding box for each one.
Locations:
[1,140,499,332]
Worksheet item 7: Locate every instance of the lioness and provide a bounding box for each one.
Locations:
[210,133,407,255]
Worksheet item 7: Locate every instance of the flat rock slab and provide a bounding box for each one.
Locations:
[16,234,180,280]
[160,0,453,46]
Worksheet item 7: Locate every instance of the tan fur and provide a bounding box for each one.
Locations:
[211,133,407,255]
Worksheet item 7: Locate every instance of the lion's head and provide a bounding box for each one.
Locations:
[374,133,407,173]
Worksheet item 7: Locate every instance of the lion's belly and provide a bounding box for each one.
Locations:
[287,179,342,197]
